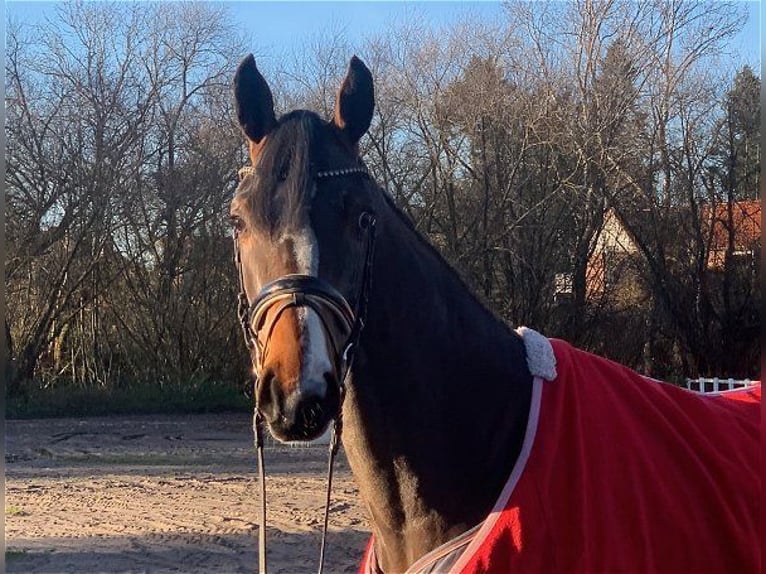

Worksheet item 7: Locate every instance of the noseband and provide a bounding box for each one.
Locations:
[232,164,376,574]
[245,276,355,375]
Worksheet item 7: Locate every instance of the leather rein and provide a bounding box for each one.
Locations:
[232,163,376,574]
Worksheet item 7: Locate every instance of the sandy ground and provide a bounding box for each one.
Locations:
[5,414,370,573]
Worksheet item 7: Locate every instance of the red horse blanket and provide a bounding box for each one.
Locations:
[360,331,761,573]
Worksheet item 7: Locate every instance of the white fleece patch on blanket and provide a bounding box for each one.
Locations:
[515,326,557,381]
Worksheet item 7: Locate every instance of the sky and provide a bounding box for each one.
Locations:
[232,1,760,67]
[6,1,761,72]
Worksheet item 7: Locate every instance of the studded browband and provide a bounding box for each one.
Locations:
[238,164,370,182]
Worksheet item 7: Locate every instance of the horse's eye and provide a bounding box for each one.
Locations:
[230,215,245,232]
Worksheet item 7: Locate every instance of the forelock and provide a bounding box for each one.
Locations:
[240,111,322,236]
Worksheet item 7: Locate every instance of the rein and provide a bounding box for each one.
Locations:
[232,164,376,574]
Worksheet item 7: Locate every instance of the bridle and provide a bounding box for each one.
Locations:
[232,163,376,574]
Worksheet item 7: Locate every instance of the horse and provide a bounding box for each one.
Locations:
[229,54,761,573]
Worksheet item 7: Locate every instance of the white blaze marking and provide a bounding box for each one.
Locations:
[299,308,333,396]
[285,224,331,396]
[289,227,318,276]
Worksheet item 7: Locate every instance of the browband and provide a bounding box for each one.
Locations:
[238,165,369,182]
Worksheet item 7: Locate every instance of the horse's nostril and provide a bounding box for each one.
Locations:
[256,369,282,420]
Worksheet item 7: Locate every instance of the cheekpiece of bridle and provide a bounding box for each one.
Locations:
[232,163,376,574]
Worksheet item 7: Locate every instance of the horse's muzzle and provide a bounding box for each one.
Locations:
[258,370,340,441]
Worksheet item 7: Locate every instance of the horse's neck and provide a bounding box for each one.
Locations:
[342,211,533,573]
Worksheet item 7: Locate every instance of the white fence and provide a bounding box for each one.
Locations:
[685,377,757,393]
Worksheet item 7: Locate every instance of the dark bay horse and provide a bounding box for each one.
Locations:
[229,54,760,573]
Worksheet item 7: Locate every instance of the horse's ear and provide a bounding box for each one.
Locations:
[332,56,374,146]
[234,54,276,144]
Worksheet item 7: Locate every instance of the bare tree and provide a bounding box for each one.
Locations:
[5,5,154,389]
[5,0,757,400]
[5,2,251,392]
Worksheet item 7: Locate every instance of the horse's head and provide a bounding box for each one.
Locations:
[230,54,377,442]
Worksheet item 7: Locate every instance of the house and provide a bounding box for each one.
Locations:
[585,207,641,302]
[553,207,641,304]
[584,200,761,302]
[701,200,761,270]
